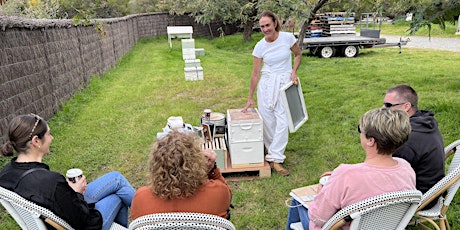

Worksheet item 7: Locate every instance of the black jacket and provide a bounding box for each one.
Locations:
[393,110,445,208]
[0,158,102,229]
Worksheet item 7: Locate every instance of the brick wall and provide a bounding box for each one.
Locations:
[0,12,238,144]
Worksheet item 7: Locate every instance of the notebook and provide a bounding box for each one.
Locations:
[289,184,319,208]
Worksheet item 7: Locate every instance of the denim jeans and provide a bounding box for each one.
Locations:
[85,171,135,230]
[286,199,310,230]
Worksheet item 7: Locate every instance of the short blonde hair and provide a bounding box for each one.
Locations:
[359,108,411,155]
[148,130,207,199]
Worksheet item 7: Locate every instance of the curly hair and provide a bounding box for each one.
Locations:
[148,130,208,199]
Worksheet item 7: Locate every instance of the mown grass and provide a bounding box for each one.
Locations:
[1,28,459,229]
[366,20,459,38]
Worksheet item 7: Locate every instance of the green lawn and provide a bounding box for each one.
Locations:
[1,29,459,229]
[368,20,459,38]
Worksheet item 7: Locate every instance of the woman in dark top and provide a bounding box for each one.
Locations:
[0,114,135,230]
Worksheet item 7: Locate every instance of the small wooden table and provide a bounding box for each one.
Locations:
[167,26,193,48]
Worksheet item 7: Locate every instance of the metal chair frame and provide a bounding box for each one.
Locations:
[321,190,422,230]
[412,139,460,230]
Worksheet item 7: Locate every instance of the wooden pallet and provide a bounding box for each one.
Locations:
[221,152,271,181]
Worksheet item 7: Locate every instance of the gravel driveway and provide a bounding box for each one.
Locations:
[382,35,460,52]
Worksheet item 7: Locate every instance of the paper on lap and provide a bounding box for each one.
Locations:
[289,184,319,208]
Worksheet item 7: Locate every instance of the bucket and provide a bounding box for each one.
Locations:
[210,112,226,126]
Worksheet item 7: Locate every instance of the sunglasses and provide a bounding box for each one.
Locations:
[383,102,405,108]
[358,125,361,133]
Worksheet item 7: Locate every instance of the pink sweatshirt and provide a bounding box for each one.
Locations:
[308,157,416,230]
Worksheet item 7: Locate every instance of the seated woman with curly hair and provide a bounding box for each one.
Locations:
[131,130,232,219]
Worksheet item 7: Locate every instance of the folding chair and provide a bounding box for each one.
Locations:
[0,186,127,230]
[411,139,460,230]
[129,212,236,230]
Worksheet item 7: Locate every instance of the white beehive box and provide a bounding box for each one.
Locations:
[182,39,196,60]
[181,38,195,49]
[182,48,196,60]
[184,67,197,81]
[227,108,264,167]
[227,108,263,143]
[195,48,205,56]
[196,66,204,80]
[185,59,201,68]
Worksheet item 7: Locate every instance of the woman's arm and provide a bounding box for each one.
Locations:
[242,57,262,112]
[290,43,302,83]
[54,179,101,229]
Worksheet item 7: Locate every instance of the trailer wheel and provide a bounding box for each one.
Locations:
[343,45,359,58]
[320,46,335,58]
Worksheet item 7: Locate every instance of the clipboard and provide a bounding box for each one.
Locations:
[289,184,319,208]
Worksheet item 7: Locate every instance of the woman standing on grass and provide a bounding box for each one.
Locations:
[242,10,302,176]
[0,114,135,230]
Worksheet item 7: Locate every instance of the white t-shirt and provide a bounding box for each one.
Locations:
[252,32,297,74]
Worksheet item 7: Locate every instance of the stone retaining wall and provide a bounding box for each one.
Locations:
[0,12,238,144]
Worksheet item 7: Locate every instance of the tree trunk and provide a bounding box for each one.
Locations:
[243,21,254,42]
[297,0,330,49]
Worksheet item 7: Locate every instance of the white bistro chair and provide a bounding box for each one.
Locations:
[411,139,460,230]
[129,212,236,230]
[290,190,422,230]
[0,186,127,230]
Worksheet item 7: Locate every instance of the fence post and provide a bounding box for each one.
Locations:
[456,16,460,35]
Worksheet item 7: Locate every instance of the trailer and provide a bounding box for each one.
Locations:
[301,12,409,58]
[302,33,409,58]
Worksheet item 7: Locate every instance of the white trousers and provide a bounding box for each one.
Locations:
[257,73,289,163]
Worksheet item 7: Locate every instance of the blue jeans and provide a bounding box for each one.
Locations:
[286,199,310,230]
[85,171,135,230]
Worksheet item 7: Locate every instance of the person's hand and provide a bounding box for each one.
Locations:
[317,184,324,194]
[241,99,255,113]
[67,175,87,195]
[320,171,332,178]
[203,148,217,172]
[291,74,298,85]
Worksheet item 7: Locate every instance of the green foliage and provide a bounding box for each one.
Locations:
[127,0,159,14]
[0,0,61,18]
[409,0,460,35]
[58,0,130,19]
[380,20,458,37]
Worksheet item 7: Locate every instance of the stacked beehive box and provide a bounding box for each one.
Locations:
[226,108,264,168]
[182,39,204,81]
